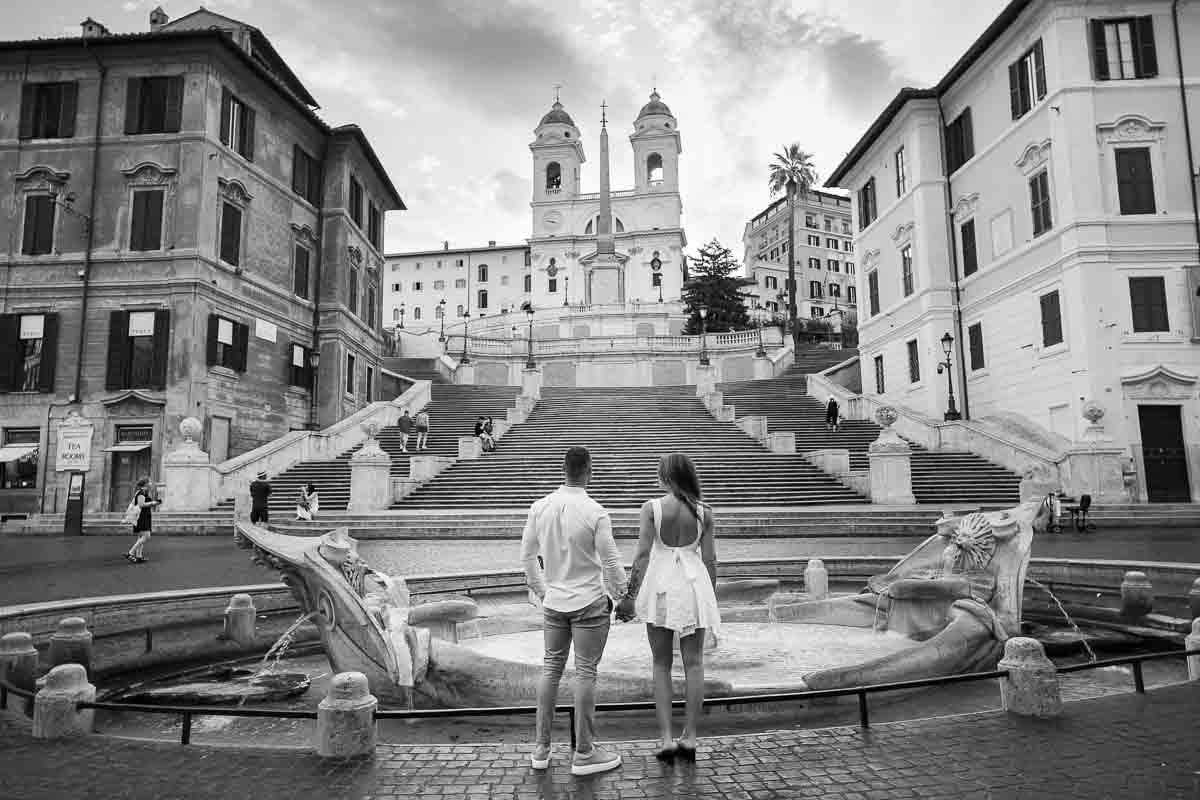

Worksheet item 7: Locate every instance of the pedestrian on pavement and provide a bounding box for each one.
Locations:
[825,397,840,432]
[521,446,628,776]
[616,453,720,763]
[398,409,415,452]
[249,471,272,525]
[296,483,319,521]
[125,477,160,564]
[415,409,431,450]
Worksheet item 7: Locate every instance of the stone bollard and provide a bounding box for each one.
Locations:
[1,632,39,710]
[1188,578,1200,620]
[315,671,378,758]
[33,664,96,739]
[998,637,1062,718]
[223,594,257,646]
[1187,618,1200,682]
[804,559,829,601]
[1119,571,1154,618]
[48,618,92,674]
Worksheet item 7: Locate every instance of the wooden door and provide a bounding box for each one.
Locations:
[1138,405,1191,502]
[210,417,231,464]
[110,449,151,510]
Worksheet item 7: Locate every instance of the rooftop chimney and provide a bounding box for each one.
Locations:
[149,6,169,32]
[488,240,496,247]
[442,241,449,250]
[80,17,111,38]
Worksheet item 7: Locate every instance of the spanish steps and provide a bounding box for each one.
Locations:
[717,368,1022,505]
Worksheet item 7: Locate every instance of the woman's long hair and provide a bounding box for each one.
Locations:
[658,453,704,523]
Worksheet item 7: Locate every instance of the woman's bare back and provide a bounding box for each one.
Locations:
[656,494,701,547]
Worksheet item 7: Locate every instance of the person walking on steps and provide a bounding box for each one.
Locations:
[825,397,840,432]
[398,409,415,453]
[616,453,720,763]
[249,471,272,525]
[521,446,629,777]
[415,409,430,451]
[125,477,160,564]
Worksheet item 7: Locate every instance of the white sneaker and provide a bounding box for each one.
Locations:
[570,745,622,776]
[530,745,550,770]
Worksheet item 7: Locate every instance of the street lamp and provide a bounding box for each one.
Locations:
[936,331,962,421]
[437,298,447,342]
[651,254,663,303]
[397,302,405,329]
[308,349,322,430]
[698,306,710,366]
[459,310,471,364]
[563,275,569,307]
[753,303,766,358]
[525,303,536,369]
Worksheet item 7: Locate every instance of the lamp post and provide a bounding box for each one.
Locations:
[437,298,447,342]
[651,255,663,303]
[525,303,536,369]
[459,311,471,364]
[936,331,962,421]
[563,275,569,307]
[698,306,710,366]
[308,349,322,430]
[397,302,405,329]
[754,303,766,358]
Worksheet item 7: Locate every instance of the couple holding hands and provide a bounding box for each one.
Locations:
[519,447,719,776]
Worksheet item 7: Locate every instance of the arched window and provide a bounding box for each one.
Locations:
[546,162,561,191]
[647,153,664,183]
[435,304,444,319]
[584,215,624,235]
[392,308,400,321]
[457,304,465,317]
[413,307,421,320]
[477,264,488,282]
[523,274,532,292]
[478,289,488,309]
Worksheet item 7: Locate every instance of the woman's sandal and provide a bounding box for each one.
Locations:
[673,740,697,762]
[654,744,677,762]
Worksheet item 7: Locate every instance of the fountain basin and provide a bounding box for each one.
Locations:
[115,666,311,705]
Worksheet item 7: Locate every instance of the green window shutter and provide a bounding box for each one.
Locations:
[38,313,58,393]
[163,75,184,132]
[59,82,77,138]
[124,78,142,134]
[105,310,129,390]
[1091,20,1110,80]
[151,310,170,389]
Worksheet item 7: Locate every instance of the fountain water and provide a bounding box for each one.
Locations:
[253,611,317,677]
[1025,577,1097,663]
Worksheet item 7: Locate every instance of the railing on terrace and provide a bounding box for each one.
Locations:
[445,328,785,358]
[4,648,1197,749]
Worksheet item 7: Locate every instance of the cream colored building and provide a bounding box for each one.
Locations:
[742,189,858,320]
[827,0,1200,503]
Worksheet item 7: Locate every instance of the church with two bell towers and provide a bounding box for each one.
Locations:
[527,91,687,307]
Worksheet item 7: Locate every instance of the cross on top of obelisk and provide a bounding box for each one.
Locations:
[553,84,562,103]
[600,100,607,129]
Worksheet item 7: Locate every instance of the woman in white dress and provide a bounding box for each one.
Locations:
[615,453,720,762]
[296,483,319,521]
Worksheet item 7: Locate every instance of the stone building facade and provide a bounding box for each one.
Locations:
[827,0,1200,503]
[742,189,858,320]
[0,8,403,515]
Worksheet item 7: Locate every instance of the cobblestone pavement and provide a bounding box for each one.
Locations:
[2,682,1198,799]
[2,527,1196,607]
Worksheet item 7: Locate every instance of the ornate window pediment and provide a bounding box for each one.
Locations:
[952,192,980,220]
[890,221,914,248]
[120,161,177,186]
[1015,139,1052,176]
[290,223,318,245]
[347,245,364,266]
[1120,364,1197,400]
[1096,114,1166,146]
[861,248,881,271]
[217,177,253,206]
[15,165,70,192]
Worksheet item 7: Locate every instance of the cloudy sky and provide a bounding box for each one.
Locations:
[8,0,1010,261]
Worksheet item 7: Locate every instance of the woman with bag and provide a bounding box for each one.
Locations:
[125,477,160,564]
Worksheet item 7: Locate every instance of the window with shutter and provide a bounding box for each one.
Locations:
[857,178,877,230]
[219,202,242,266]
[1093,17,1157,80]
[293,245,311,299]
[1129,276,1169,332]
[289,343,311,388]
[901,246,914,296]
[366,367,374,402]
[21,195,55,256]
[874,354,885,394]
[106,311,129,390]
[130,189,165,251]
[1030,170,1053,236]
[0,316,21,392]
[349,178,364,227]
[894,146,907,196]
[868,271,880,315]
[126,76,183,134]
[523,274,531,292]
[368,202,381,249]
[1115,148,1156,214]
[219,88,254,158]
[19,82,77,139]
[349,269,359,317]
[367,287,376,329]
[345,352,356,396]
[907,339,920,383]
[1009,40,1046,120]
[945,108,975,173]
[1039,290,1063,347]
[960,219,979,277]
[968,322,985,371]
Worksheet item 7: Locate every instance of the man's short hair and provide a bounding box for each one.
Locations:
[563,446,591,481]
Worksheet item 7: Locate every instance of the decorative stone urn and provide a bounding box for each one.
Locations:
[1081,400,1109,441]
[163,417,216,511]
[349,421,392,512]
[868,405,915,504]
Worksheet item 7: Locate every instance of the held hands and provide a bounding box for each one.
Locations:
[614,596,637,622]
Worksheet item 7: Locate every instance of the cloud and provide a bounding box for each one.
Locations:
[491,169,531,216]
[412,155,442,174]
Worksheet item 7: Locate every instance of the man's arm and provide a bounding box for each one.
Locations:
[594,511,627,600]
[520,503,546,599]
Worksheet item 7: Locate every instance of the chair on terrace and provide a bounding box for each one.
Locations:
[1065,494,1094,532]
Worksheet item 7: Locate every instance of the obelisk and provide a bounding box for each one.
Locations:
[587,101,624,304]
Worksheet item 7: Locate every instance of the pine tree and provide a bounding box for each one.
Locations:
[682,239,751,334]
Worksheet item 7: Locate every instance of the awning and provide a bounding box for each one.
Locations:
[103,443,151,453]
[0,444,37,462]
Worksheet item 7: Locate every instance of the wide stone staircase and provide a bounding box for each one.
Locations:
[381,358,449,383]
[220,384,520,513]
[791,346,858,375]
[717,369,1021,505]
[395,385,865,509]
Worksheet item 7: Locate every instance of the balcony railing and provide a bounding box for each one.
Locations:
[447,327,784,358]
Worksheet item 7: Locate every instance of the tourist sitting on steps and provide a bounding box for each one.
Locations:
[475,416,495,452]
[296,483,319,521]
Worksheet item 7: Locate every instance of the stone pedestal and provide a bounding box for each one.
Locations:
[348,423,393,513]
[458,437,482,460]
[506,406,527,426]
[454,362,476,385]
[808,449,850,475]
[1060,403,1131,502]
[868,407,915,505]
[1,632,38,707]
[736,416,767,442]
[804,559,829,600]
[222,594,256,646]
[33,664,95,739]
[695,365,717,398]
[521,368,542,400]
[410,456,454,482]
[714,404,735,422]
[392,477,421,501]
[162,417,216,511]
[998,637,1062,717]
[314,672,378,758]
[48,618,92,674]
[702,391,723,412]
[1120,571,1154,618]
[1186,618,1200,682]
[766,432,796,454]
[753,356,774,380]
[491,419,511,441]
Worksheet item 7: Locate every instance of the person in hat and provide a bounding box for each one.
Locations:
[249,471,272,525]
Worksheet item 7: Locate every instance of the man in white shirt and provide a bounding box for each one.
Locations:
[520,446,628,776]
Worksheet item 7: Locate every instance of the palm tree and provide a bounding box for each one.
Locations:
[768,145,818,362]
